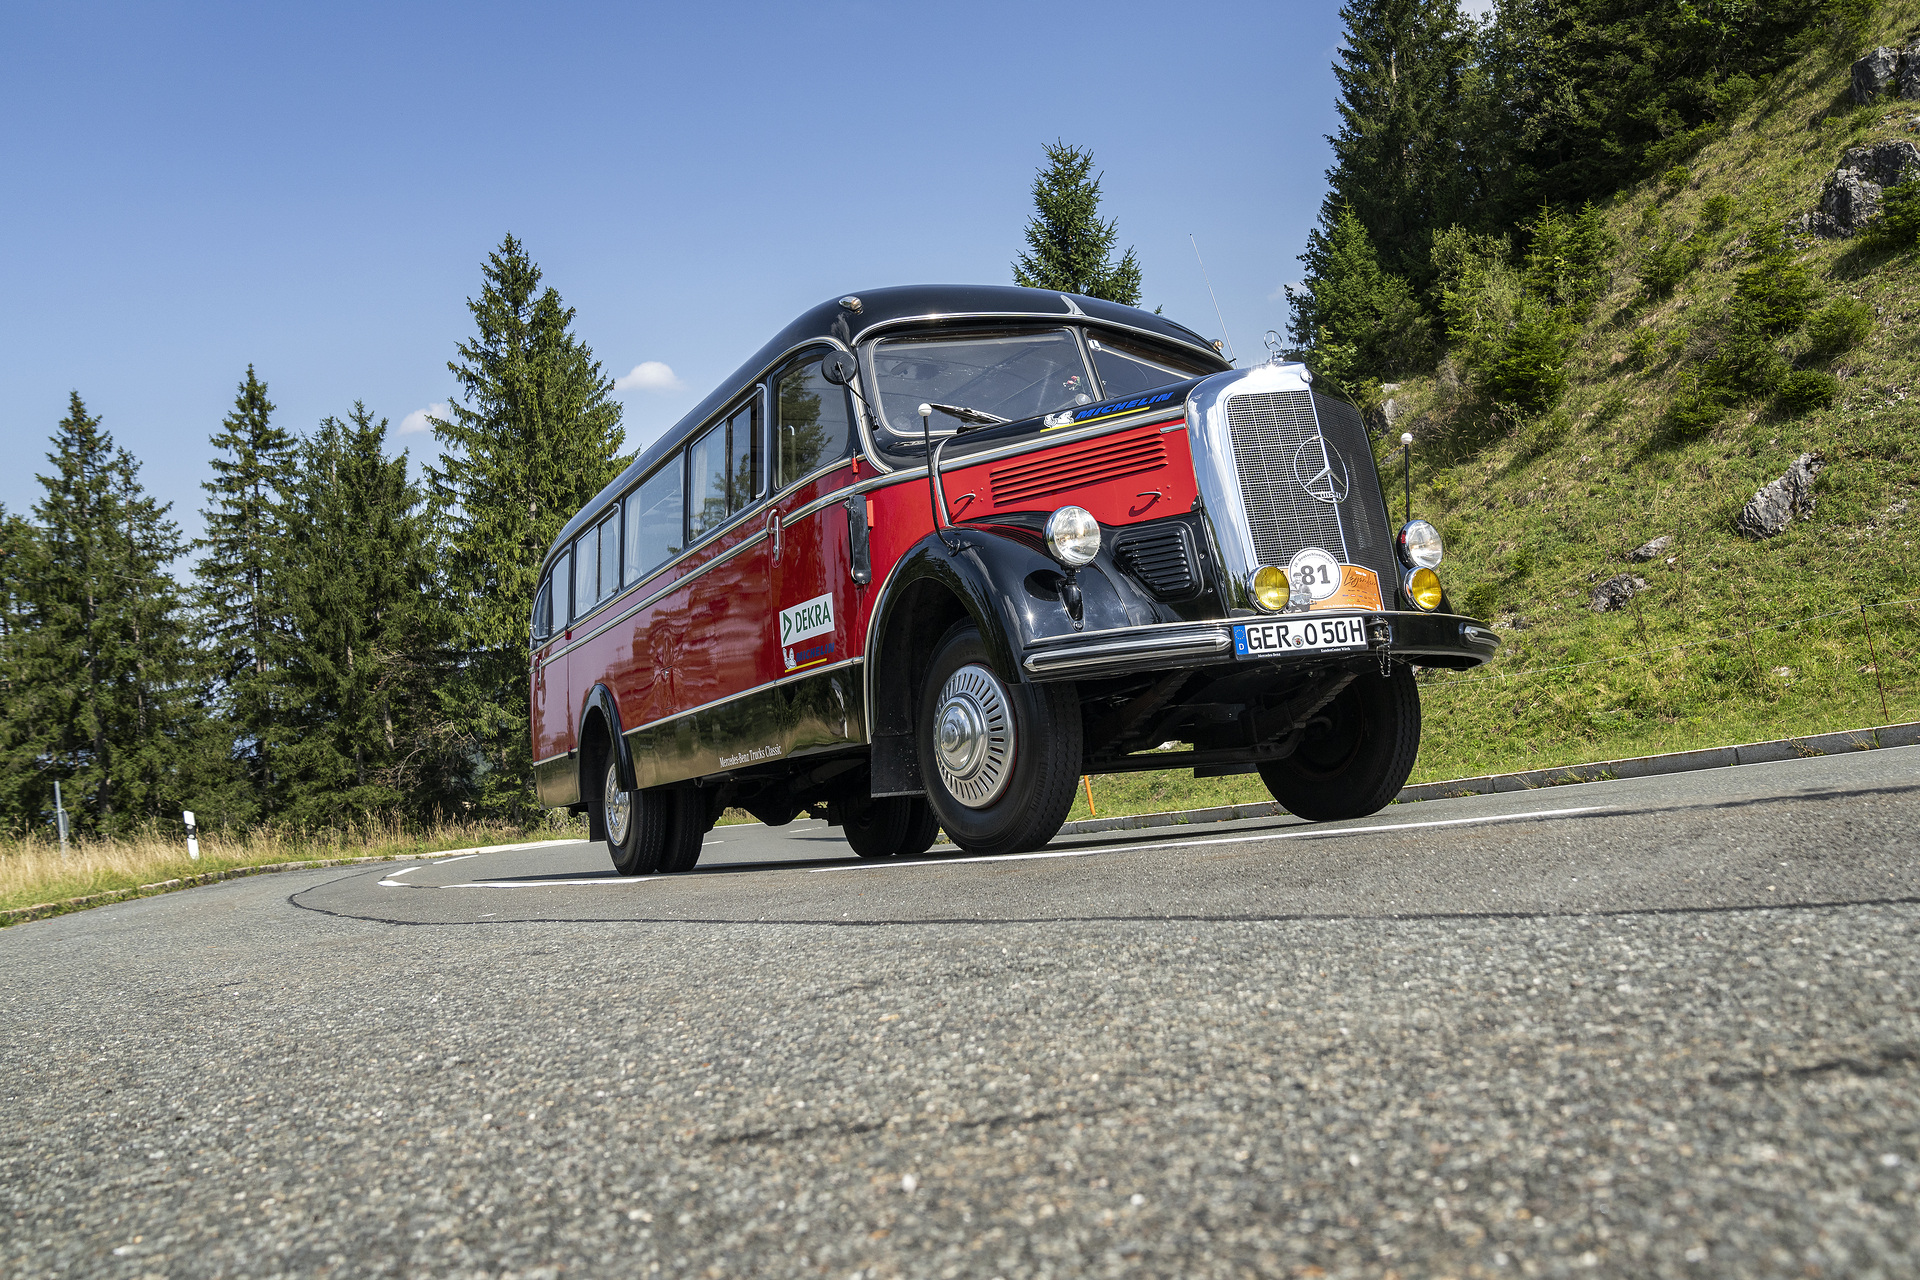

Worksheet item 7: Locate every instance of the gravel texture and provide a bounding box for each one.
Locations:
[4,750,1917,1278]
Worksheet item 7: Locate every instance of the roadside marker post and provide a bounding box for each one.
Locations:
[53,781,69,858]
[183,810,199,860]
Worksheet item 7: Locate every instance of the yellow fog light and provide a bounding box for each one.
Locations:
[1405,567,1444,612]
[1249,565,1291,612]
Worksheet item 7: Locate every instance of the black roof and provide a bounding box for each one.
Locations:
[544,284,1227,565]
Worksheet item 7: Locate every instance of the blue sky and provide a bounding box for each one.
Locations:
[2,1,1357,550]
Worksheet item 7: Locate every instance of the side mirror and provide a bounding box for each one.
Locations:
[820,351,858,386]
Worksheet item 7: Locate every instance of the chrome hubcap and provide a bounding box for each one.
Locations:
[604,759,632,846]
[933,663,1014,808]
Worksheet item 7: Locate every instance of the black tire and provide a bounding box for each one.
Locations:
[915,622,1081,856]
[839,795,941,860]
[1258,664,1421,822]
[896,799,941,859]
[604,757,669,876]
[657,788,707,873]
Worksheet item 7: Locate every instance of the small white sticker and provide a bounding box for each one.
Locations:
[1288,547,1343,602]
[779,592,835,645]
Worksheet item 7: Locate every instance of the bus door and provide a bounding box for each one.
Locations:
[765,348,859,740]
[677,393,772,756]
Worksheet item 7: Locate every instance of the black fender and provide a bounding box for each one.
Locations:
[575,682,634,801]
[863,522,1176,797]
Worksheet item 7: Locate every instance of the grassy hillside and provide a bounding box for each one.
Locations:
[1068,10,1920,822]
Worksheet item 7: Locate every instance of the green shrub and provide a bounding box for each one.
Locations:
[1627,327,1660,367]
[1488,298,1572,412]
[1804,296,1873,356]
[1777,369,1840,412]
[1702,312,1790,398]
[1460,581,1500,621]
[1662,165,1692,193]
[1865,178,1920,250]
[1591,389,1630,430]
[1712,73,1758,119]
[1663,375,1726,439]
[1700,193,1735,231]
[1639,223,1705,295]
[1732,226,1816,334]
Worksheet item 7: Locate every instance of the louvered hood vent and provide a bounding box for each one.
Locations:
[1112,524,1198,599]
[989,432,1166,506]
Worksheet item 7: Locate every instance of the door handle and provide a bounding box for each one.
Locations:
[767,509,783,561]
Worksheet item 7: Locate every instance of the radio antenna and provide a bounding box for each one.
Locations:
[1190,234,1237,365]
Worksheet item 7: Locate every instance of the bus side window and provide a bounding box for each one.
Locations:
[776,350,854,490]
[626,462,684,585]
[727,399,762,511]
[574,523,598,621]
[532,576,552,643]
[552,548,572,628]
[597,508,620,603]
[688,420,729,542]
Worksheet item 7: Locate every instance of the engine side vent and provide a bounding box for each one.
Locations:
[990,432,1166,506]
[1113,524,1197,599]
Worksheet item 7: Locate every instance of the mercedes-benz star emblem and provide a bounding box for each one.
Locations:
[1290,438,1350,505]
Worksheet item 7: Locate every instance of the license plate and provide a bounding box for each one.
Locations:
[1233,615,1368,658]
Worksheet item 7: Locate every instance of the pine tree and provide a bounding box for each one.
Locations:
[1012,142,1143,305]
[194,365,296,803]
[0,503,42,832]
[1322,0,1482,290]
[273,405,443,824]
[428,235,626,819]
[1287,204,1433,391]
[11,395,204,833]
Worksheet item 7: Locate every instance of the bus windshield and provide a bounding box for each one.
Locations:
[871,328,1097,435]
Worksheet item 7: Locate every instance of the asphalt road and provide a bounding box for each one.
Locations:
[4,748,1918,1279]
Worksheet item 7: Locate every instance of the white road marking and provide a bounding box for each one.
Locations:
[377,866,424,887]
[441,878,659,888]
[809,806,1611,874]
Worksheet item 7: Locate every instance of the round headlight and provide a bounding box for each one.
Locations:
[1405,566,1444,612]
[1396,519,1444,569]
[1249,565,1291,612]
[1044,506,1101,568]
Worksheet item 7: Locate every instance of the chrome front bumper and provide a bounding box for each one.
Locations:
[1020,613,1499,682]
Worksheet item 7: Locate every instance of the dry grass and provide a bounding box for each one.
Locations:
[0,813,586,917]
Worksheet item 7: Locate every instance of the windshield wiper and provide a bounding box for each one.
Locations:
[927,401,1009,428]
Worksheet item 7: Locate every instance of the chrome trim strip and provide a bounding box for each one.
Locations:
[620,656,866,739]
[532,749,573,768]
[1022,625,1235,675]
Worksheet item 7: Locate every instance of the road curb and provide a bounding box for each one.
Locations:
[0,839,583,928]
[1057,720,1920,836]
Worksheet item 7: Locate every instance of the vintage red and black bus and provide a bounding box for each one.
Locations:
[529,285,1497,872]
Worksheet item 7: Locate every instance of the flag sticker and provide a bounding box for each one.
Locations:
[779,592,835,646]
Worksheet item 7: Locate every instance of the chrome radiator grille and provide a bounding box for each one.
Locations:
[1224,390,1350,566]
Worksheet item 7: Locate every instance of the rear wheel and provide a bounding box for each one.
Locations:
[1257,665,1420,822]
[657,789,707,873]
[604,757,669,876]
[915,622,1080,856]
[839,795,941,859]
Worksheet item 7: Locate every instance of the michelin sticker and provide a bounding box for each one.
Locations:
[780,592,836,671]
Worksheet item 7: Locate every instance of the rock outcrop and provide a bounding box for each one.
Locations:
[1735,453,1824,539]
[1852,46,1906,104]
[1591,575,1649,613]
[1808,140,1920,237]
[1628,535,1673,562]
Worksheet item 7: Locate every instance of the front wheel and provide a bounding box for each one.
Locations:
[1257,664,1421,822]
[915,622,1081,856]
